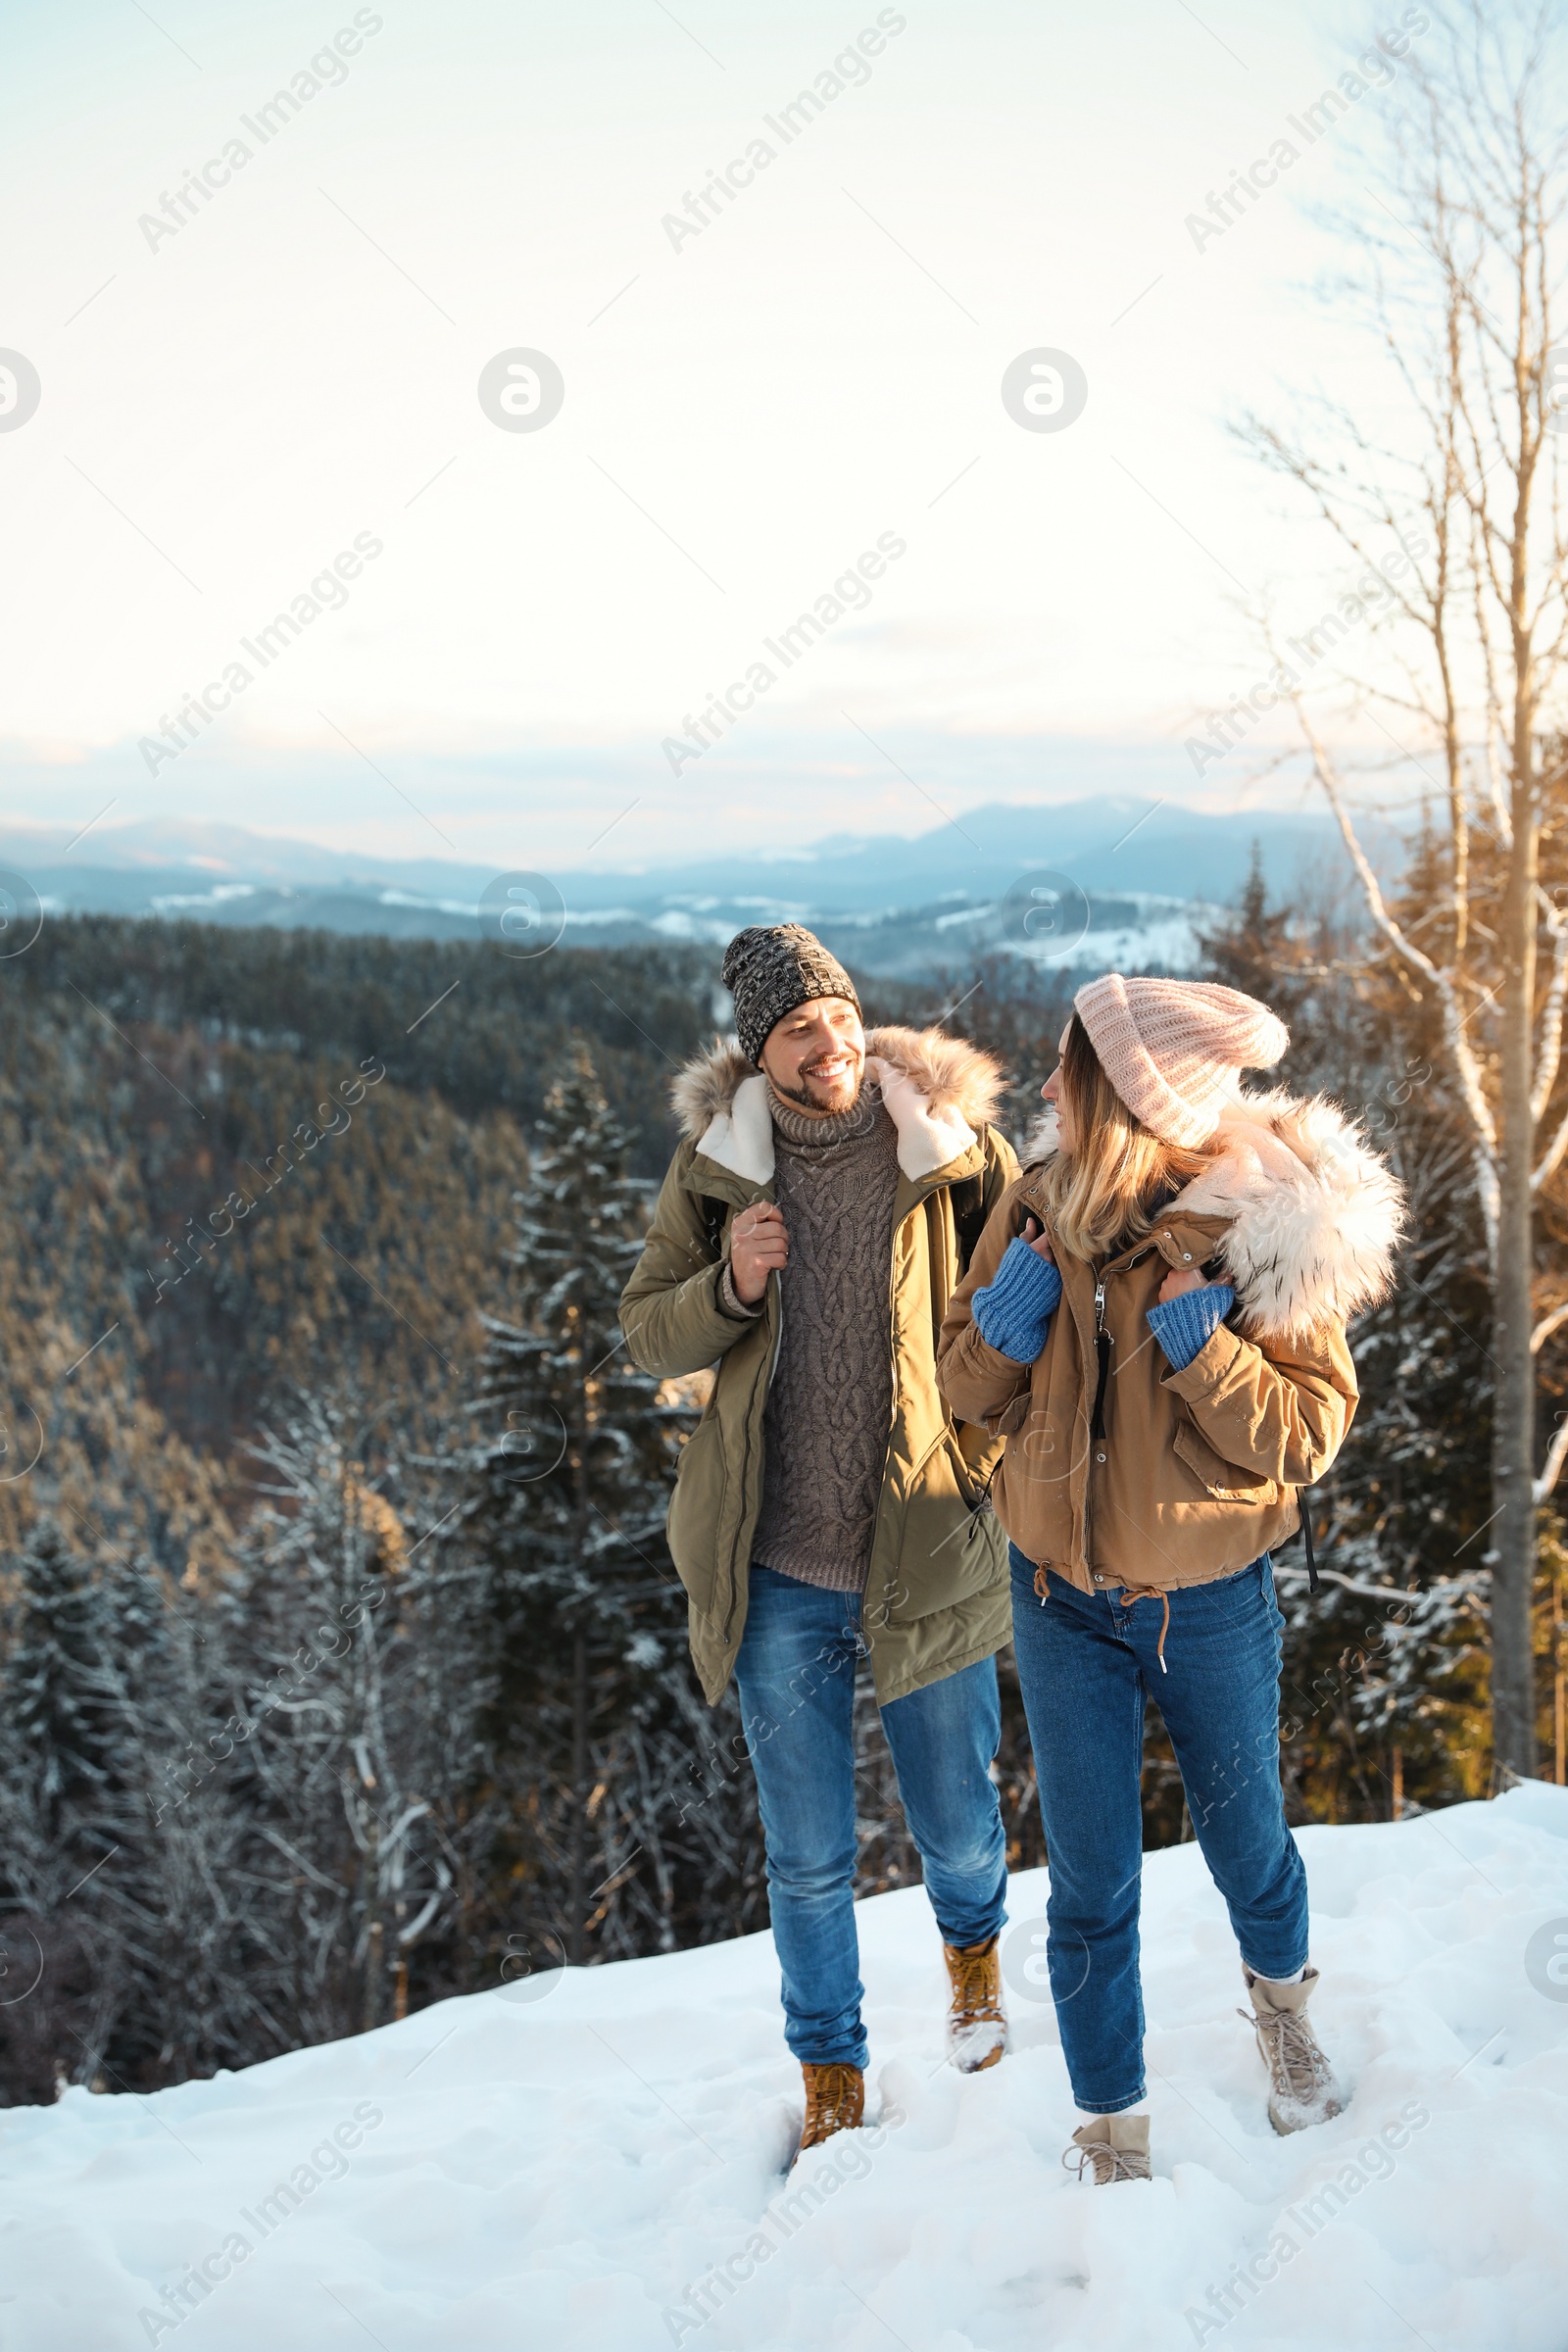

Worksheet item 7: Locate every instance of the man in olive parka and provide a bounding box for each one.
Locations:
[620,923,1018,2152]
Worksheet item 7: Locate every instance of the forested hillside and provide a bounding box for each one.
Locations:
[0,895,1557,2103]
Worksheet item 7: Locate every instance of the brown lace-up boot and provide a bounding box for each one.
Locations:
[1242,1964,1342,2133]
[942,1934,1006,2073]
[797,2062,865,2157]
[1063,2112,1152,2184]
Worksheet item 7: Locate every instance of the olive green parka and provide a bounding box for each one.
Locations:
[619,1026,1019,1706]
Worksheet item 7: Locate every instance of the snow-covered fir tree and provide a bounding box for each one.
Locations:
[453,1038,762,1966]
[0,1521,214,2094]
[215,1389,496,2043]
[4,1519,116,1857]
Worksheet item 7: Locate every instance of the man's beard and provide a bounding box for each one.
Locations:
[770,1063,863,1112]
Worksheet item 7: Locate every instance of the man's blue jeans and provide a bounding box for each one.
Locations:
[1008,1545,1308,2116]
[733,1563,1008,2070]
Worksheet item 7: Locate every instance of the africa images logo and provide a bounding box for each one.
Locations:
[135,13,385,253]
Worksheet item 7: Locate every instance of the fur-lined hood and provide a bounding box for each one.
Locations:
[1026,1088,1405,1340]
[672,1024,1007,1186]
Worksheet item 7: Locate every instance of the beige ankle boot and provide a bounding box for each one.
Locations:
[1242,1964,1342,2133]
[1063,2111,1151,2183]
[942,1935,1006,2073]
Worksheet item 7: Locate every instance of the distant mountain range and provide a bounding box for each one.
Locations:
[0,799,1394,980]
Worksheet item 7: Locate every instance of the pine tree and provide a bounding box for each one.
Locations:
[74,1545,258,2090]
[0,1523,177,2093]
[1194,840,1312,1021]
[5,1519,117,1859]
[216,1388,495,2043]
[1192,850,1493,1825]
[456,1040,713,1963]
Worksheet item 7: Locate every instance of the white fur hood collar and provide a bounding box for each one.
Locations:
[672,1024,1006,1186]
[1027,1087,1405,1339]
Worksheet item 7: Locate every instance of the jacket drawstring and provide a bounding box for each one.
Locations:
[1036,1564,1171,1671]
[1122,1586,1171,1673]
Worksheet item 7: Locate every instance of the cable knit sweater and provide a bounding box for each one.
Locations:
[725,1086,903,1592]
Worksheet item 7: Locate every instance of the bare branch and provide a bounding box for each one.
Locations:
[1531,883,1568,1121]
[1531,1095,1568,1192]
[1530,1300,1568,1353]
[1279,672,1499,1175]
[1534,1412,1568,1503]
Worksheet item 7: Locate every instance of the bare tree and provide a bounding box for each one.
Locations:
[226,1395,495,2044]
[1231,2,1568,1779]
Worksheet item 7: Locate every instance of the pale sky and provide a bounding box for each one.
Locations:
[0,0,1437,869]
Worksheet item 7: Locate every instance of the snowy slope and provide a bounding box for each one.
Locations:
[4,1787,1566,2352]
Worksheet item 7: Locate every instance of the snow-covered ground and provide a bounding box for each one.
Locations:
[5,1787,1567,2351]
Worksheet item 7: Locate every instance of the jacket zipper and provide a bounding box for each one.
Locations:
[720,1193,777,1645]
[1079,1239,1163,1579]
[1090,1277,1111,1438]
[862,1177,960,1648]
[1083,1273,1107,1573]
[863,1203,912,1646]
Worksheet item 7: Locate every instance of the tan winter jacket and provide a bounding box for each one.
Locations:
[937,1091,1404,1599]
[620,1027,1019,1706]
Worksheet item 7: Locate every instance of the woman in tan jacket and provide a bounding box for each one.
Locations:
[937,974,1403,2185]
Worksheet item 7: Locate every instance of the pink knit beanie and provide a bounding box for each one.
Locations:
[1072,973,1289,1148]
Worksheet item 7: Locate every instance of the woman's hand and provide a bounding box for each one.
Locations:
[1157,1267,1209,1304]
[1022,1215,1054,1262]
[729,1202,789,1304]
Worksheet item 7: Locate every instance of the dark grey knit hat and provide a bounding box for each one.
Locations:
[720,923,860,1065]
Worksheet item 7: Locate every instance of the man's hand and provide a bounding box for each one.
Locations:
[1021,1214,1054,1262]
[1157,1267,1209,1304]
[729,1202,789,1304]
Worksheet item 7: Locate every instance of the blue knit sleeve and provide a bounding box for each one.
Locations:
[1147,1282,1236,1371]
[972,1236,1062,1364]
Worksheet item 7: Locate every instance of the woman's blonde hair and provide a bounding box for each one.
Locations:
[1036,1013,1215,1261]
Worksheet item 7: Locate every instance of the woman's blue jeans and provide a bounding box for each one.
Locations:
[733,1563,1008,2070]
[1008,1544,1308,2115]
